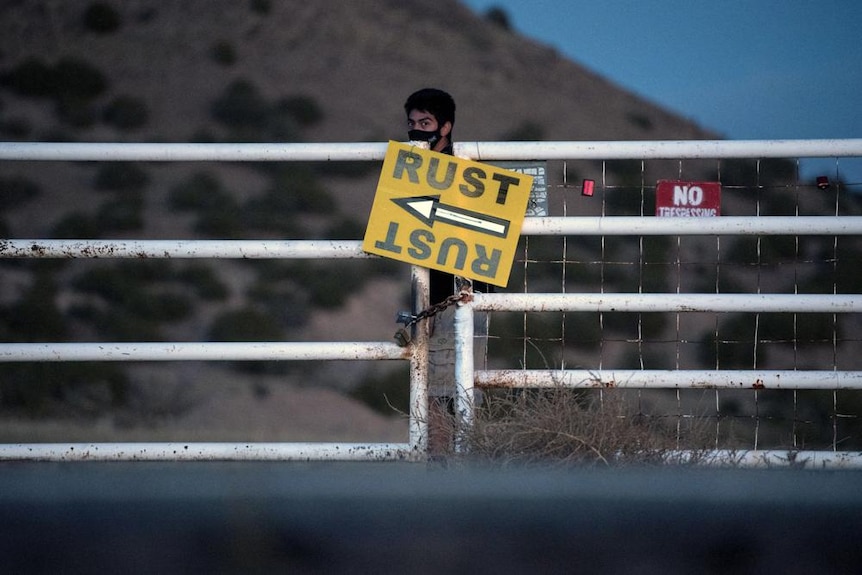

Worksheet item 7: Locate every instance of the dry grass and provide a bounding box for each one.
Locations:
[442,387,716,468]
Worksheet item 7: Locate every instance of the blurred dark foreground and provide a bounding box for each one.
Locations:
[1,461,861,574]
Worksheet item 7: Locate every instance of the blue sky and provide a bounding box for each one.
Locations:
[461,0,862,182]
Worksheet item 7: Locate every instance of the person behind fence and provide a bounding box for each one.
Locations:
[403,88,490,455]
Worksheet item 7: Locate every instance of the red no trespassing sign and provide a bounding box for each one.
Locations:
[655,180,721,217]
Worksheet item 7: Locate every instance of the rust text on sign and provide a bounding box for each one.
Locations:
[363,142,533,287]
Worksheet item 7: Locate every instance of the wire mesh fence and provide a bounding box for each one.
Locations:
[481,156,862,453]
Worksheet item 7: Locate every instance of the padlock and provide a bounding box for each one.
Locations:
[394,327,412,347]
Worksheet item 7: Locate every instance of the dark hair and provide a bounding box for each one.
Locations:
[404,88,455,127]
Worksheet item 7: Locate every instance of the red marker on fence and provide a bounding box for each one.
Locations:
[582,179,595,197]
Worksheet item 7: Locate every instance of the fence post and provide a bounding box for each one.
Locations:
[454,296,475,453]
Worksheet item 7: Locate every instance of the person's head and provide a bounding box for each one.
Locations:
[404,88,455,152]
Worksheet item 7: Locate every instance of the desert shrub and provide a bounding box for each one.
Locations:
[0,116,33,138]
[3,55,111,126]
[93,162,150,192]
[210,41,237,66]
[210,79,269,130]
[102,95,149,130]
[275,95,324,127]
[484,6,512,30]
[51,212,102,238]
[208,306,284,341]
[725,235,798,264]
[249,0,271,14]
[314,160,378,178]
[168,172,245,238]
[264,165,335,213]
[626,111,654,131]
[96,196,144,231]
[52,58,108,101]
[0,272,68,341]
[757,312,839,343]
[168,170,233,211]
[350,365,410,416]
[808,240,862,294]
[285,261,362,309]
[209,80,324,142]
[195,209,245,237]
[0,363,128,416]
[83,2,122,33]
[246,278,311,329]
[0,275,133,415]
[1,58,55,98]
[501,120,544,141]
[323,216,364,239]
[698,313,760,369]
[70,261,197,340]
[176,263,229,301]
[0,175,40,210]
[602,312,667,340]
[54,96,99,128]
[461,387,710,467]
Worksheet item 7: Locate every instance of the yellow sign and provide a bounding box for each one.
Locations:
[363,141,533,287]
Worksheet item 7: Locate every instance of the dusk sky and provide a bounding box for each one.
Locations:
[462,0,862,182]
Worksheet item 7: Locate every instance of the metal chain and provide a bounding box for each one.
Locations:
[393,282,474,346]
[403,292,467,329]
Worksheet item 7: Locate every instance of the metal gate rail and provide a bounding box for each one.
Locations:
[3,139,862,464]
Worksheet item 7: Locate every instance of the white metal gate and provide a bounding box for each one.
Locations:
[2,139,862,466]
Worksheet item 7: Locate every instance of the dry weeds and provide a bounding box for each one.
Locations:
[442,387,716,467]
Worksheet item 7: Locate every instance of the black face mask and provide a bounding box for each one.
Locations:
[408,128,441,147]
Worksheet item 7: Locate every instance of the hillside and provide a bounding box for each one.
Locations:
[9,0,854,446]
